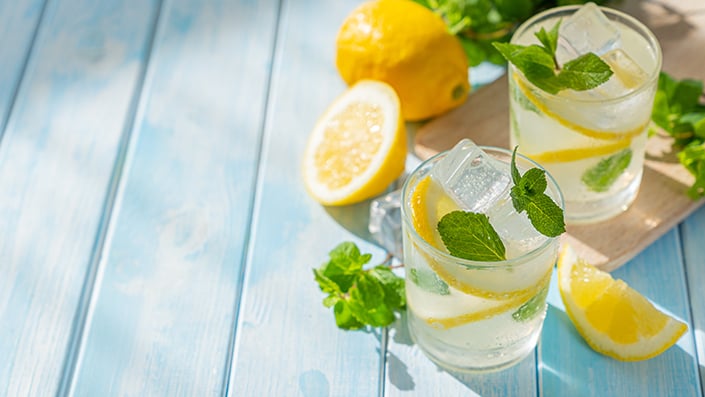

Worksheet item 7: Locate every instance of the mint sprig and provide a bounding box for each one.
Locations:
[313,242,405,330]
[493,20,613,94]
[510,147,566,237]
[651,72,705,199]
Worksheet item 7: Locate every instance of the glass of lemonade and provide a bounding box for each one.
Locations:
[401,139,563,372]
[508,3,661,224]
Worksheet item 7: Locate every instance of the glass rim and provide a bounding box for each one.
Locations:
[509,4,663,105]
[400,145,565,270]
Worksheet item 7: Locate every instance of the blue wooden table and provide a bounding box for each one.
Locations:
[1,0,703,396]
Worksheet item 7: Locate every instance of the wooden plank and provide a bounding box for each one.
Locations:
[413,0,705,272]
[225,1,389,395]
[540,230,701,396]
[680,206,705,393]
[0,0,159,395]
[66,0,280,395]
[0,0,45,128]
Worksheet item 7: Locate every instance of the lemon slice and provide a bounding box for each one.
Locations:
[529,137,632,164]
[406,278,535,330]
[514,75,648,142]
[408,176,553,299]
[557,245,688,361]
[303,80,406,206]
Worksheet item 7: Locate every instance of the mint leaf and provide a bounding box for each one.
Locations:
[678,141,705,199]
[493,42,564,94]
[525,193,565,237]
[512,284,549,322]
[493,20,613,94]
[409,268,450,295]
[369,265,406,309]
[581,149,632,192]
[438,211,506,261]
[313,242,405,330]
[534,21,560,57]
[510,147,565,237]
[348,273,397,327]
[557,52,613,91]
[334,300,364,330]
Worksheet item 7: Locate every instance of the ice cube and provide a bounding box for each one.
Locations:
[601,48,649,91]
[429,139,549,254]
[369,189,403,259]
[430,139,511,213]
[556,2,620,64]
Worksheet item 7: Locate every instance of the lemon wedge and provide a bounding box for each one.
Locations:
[557,245,688,361]
[302,80,406,206]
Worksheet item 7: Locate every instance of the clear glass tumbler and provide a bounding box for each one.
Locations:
[401,146,563,373]
[508,4,662,224]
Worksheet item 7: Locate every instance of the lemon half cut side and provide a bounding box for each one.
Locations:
[303,80,406,206]
[557,245,687,361]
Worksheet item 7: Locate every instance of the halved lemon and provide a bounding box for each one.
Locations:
[557,245,688,361]
[303,80,406,206]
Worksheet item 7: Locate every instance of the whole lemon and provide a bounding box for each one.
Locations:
[335,0,470,121]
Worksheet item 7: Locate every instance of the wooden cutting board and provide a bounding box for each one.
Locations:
[414,0,705,271]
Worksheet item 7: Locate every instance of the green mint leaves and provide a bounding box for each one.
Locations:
[512,284,549,322]
[581,149,632,192]
[409,268,450,295]
[493,20,613,95]
[436,147,565,262]
[651,72,705,199]
[510,148,566,237]
[438,211,506,261]
[313,242,405,330]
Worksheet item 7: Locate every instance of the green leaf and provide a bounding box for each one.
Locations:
[525,194,566,237]
[409,268,450,295]
[438,211,506,261]
[581,149,632,192]
[512,284,549,322]
[534,20,560,57]
[557,52,613,91]
[518,168,548,196]
[493,42,564,94]
[369,266,406,309]
[349,273,396,327]
[510,146,521,184]
[333,300,364,330]
[320,242,372,292]
[313,268,341,295]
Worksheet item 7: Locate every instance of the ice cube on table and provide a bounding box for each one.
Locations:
[556,2,620,64]
[369,189,403,259]
[430,139,511,213]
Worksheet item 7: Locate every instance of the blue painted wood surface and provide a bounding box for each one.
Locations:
[0,0,702,396]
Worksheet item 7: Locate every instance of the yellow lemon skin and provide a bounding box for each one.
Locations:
[335,0,470,121]
[557,245,688,362]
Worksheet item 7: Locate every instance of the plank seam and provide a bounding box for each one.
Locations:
[54,0,167,395]
[678,223,705,397]
[220,0,285,395]
[0,0,50,145]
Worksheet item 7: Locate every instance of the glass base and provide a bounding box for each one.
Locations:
[564,171,641,225]
[407,312,542,374]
